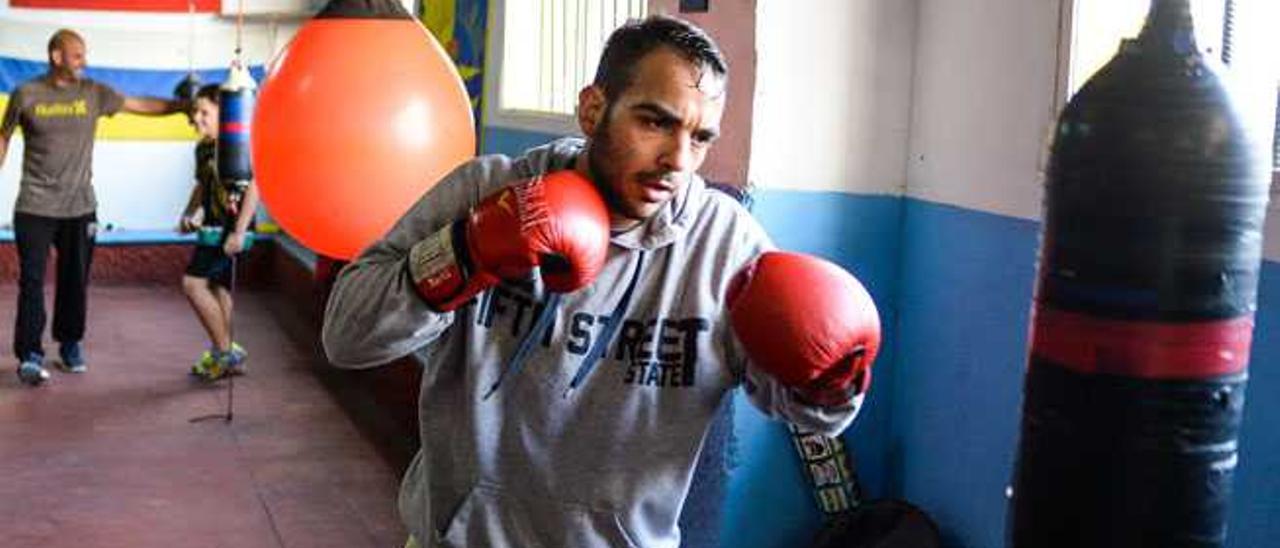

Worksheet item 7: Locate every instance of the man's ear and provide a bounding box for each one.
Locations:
[577,85,605,136]
[50,49,63,67]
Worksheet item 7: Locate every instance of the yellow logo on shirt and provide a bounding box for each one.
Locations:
[34,99,88,118]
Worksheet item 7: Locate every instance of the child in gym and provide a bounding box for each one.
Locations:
[177,83,258,380]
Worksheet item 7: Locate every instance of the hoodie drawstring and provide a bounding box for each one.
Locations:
[482,292,562,400]
[481,251,646,400]
[564,251,645,397]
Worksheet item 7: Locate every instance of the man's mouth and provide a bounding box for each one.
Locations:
[638,177,675,202]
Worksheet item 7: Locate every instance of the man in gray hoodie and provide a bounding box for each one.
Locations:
[323,15,873,547]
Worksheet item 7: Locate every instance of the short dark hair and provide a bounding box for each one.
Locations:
[47,29,83,55]
[195,83,221,104]
[593,15,728,102]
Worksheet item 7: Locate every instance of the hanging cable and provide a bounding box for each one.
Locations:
[188,0,196,75]
[173,0,202,104]
[236,0,245,62]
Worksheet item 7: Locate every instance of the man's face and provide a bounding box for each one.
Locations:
[579,47,726,227]
[51,38,87,81]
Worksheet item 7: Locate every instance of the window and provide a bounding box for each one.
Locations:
[484,0,646,134]
[1066,0,1226,98]
[1065,1,1278,178]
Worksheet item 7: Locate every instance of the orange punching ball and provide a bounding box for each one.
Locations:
[253,0,476,260]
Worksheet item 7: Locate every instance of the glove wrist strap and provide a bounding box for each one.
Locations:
[409,221,490,311]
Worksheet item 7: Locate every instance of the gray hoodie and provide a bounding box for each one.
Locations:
[322,138,861,547]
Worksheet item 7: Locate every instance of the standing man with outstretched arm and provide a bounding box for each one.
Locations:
[0,28,187,385]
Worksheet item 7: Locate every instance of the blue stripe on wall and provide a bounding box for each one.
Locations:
[1229,262,1280,548]
[721,189,903,548]
[894,199,1038,547]
[482,126,568,158]
[1,55,264,97]
[893,198,1280,548]
[751,188,902,501]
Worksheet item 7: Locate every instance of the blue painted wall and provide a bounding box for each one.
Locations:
[719,190,904,547]
[892,200,1038,547]
[888,199,1280,548]
[1226,263,1280,548]
[482,127,567,160]
[750,190,904,506]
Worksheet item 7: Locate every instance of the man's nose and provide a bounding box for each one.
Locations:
[659,133,695,173]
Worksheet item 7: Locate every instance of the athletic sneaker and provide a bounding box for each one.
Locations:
[17,355,50,386]
[228,342,248,365]
[57,342,87,373]
[191,343,247,381]
[190,350,216,378]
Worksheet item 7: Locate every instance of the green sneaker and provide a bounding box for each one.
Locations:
[190,350,216,378]
[191,344,247,381]
[225,342,248,377]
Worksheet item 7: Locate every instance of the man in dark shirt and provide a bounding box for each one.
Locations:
[0,28,186,385]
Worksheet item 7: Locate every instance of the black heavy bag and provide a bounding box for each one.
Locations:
[1010,1,1270,546]
[790,426,940,547]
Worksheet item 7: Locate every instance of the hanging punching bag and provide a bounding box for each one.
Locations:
[252,0,476,260]
[219,61,256,191]
[1010,1,1270,547]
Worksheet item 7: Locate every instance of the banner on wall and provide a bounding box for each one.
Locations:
[1,58,263,141]
[421,0,487,141]
[11,0,218,11]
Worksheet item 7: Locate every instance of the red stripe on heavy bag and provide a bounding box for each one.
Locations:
[727,251,880,406]
[252,0,475,260]
[1010,1,1269,546]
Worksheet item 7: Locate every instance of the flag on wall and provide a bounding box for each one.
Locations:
[1,58,262,141]
[421,0,487,140]
[11,1,218,12]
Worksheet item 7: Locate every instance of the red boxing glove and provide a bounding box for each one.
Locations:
[410,170,611,311]
[727,251,881,407]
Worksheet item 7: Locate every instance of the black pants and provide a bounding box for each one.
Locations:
[13,212,96,361]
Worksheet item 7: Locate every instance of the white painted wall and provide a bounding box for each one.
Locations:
[0,4,304,230]
[905,0,1278,252]
[0,4,300,69]
[0,1,421,232]
[905,0,1062,221]
[749,0,917,195]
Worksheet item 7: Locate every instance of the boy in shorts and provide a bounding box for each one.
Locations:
[177,84,259,380]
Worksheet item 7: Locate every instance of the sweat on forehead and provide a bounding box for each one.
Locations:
[691,68,727,100]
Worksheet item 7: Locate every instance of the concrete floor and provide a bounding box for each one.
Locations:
[0,285,406,548]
